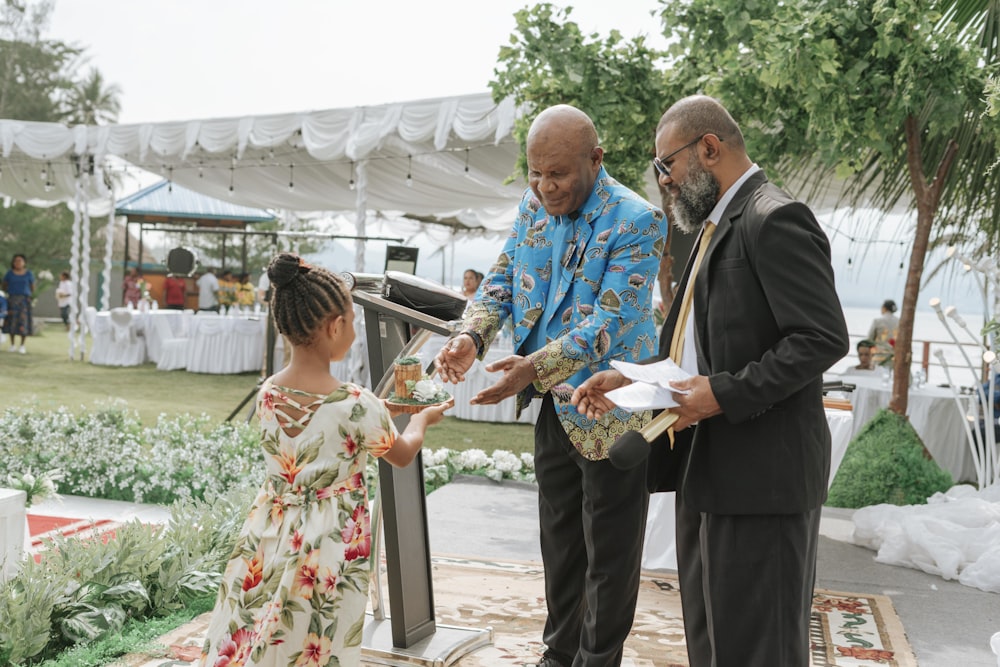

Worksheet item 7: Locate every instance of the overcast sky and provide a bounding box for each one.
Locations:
[46,0,667,124]
[41,1,985,310]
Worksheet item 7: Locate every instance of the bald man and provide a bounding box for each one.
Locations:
[573,96,849,666]
[435,104,665,667]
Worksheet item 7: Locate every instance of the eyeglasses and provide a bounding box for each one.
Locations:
[652,134,707,179]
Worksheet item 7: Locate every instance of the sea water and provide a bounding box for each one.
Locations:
[836,305,990,387]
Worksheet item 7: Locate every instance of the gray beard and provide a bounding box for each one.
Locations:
[670,158,720,234]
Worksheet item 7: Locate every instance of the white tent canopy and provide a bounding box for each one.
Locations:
[0,92,527,230]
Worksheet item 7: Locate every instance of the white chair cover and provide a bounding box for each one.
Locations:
[92,308,145,366]
[150,312,189,371]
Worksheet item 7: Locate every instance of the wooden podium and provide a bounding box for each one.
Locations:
[346,275,492,666]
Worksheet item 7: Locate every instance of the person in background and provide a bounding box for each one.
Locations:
[235,272,255,308]
[461,268,484,301]
[2,254,35,354]
[868,299,899,366]
[841,339,876,374]
[196,268,220,313]
[56,271,73,330]
[196,253,450,667]
[0,289,8,332]
[435,104,664,667]
[573,95,849,667]
[122,266,142,307]
[164,273,187,310]
[217,269,237,309]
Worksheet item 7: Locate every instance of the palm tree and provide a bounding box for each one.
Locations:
[62,67,121,126]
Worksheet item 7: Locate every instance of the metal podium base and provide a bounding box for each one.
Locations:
[361,615,493,667]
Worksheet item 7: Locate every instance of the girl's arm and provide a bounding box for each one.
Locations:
[381,402,450,468]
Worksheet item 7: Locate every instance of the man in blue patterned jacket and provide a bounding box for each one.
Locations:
[435,104,664,667]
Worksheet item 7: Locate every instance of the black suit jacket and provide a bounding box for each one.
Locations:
[648,171,849,515]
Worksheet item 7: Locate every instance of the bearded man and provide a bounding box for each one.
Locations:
[573,95,849,667]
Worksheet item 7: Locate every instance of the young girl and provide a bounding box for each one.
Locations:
[198,253,449,667]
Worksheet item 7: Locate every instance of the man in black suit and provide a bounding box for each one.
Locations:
[572,96,849,666]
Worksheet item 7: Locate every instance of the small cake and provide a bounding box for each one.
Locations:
[393,356,423,398]
[390,356,451,412]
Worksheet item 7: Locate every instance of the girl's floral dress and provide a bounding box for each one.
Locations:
[199,380,397,667]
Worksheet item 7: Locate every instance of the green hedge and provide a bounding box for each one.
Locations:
[827,408,954,508]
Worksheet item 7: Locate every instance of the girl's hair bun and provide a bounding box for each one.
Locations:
[267,253,309,288]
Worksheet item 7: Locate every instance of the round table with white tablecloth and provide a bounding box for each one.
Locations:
[185,314,266,374]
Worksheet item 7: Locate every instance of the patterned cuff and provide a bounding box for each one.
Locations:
[461,330,485,357]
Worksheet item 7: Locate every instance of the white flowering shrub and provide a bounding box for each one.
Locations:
[0,401,262,504]
[422,447,536,489]
[0,402,537,506]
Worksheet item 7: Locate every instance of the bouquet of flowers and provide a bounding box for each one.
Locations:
[136,278,151,302]
[6,468,64,508]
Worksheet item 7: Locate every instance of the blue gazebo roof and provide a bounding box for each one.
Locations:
[116,180,276,227]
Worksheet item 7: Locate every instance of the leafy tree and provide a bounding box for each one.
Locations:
[655,0,1000,416]
[490,4,679,306]
[0,0,79,122]
[62,67,121,125]
[0,201,74,264]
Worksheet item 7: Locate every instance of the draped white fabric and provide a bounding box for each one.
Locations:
[0,93,526,230]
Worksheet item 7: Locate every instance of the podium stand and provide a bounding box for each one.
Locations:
[347,277,492,666]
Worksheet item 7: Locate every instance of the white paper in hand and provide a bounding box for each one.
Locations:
[606,382,679,411]
[610,358,693,390]
[605,358,694,411]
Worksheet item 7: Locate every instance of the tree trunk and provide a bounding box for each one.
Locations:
[891,116,959,439]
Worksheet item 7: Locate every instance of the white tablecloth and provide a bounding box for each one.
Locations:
[186,314,266,374]
[641,408,855,571]
[448,345,541,424]
[847,375,979,482]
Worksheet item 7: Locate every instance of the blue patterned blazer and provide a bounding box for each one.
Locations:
[462,166,664,460]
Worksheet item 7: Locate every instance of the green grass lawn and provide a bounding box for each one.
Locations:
[0,323,535,456]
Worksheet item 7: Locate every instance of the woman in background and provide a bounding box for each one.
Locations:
[2,254,34,354]
[867,299,899,367]
[461,268,484,301]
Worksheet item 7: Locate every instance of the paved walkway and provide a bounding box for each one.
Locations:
[29,477,1000,666]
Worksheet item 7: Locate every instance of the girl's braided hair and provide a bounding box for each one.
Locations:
[267,253,351,346]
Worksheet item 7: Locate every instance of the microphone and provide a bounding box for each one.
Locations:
[608,410,679,470]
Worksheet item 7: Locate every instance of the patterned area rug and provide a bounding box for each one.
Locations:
[124,557,916,667]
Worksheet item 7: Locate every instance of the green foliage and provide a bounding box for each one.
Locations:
[0,203,76,269]
[490,3,668,194]
[827,408,954,508]
[656,0,988,200]
[36,596,214,667]
[0,483,255,665]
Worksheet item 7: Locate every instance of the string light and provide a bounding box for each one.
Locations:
[406,154,412,187]
[288,163,294,192]
[464,147,470,173]
[168,166,173,193]
[40,161,49,181]
[228,165,235,195]
[349,161,355,191]
[198,161,204,178]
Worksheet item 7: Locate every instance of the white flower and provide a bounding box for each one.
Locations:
[457,448,489,471]
[37,270,54,281]
[490,450,522,474]
[412,379,443,402]
[519,453,535,471]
